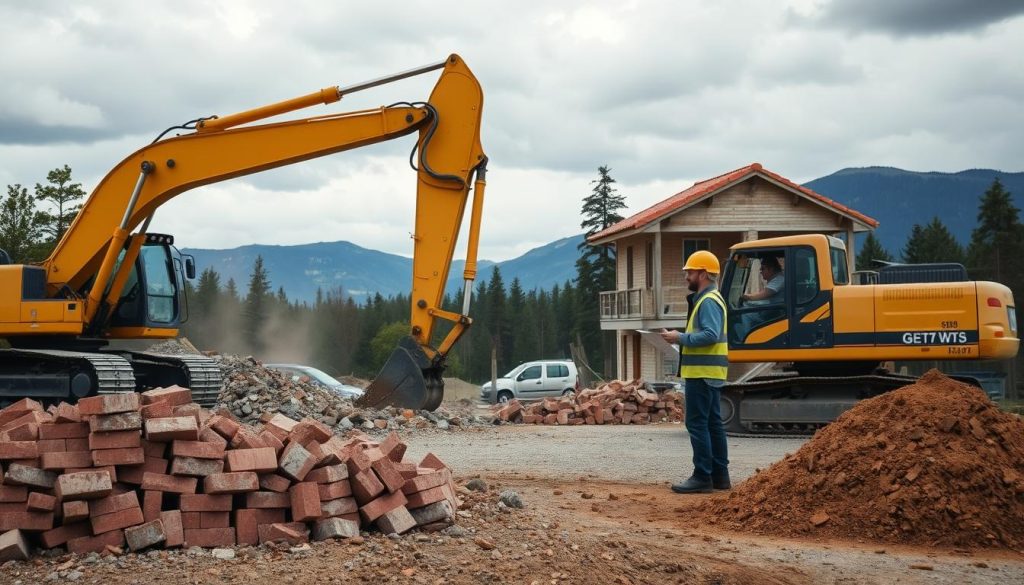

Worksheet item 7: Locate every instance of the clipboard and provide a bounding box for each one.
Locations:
[636,329,680,359]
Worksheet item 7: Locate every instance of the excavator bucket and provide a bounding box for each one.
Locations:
[357,336,445,411]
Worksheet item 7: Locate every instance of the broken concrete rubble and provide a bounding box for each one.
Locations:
[146,340,492,433]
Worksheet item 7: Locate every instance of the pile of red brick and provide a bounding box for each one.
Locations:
[494,380,684,425]
[0,387,458,561]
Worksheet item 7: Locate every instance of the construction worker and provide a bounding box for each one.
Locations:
[659,250,730,494]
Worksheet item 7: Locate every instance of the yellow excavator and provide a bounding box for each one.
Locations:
[718,234,1019,434]
[0,54,486,411]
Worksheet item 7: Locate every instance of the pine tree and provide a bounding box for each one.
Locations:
[225,278,240,301]
[507,277,529,365]
[0,184,46,263]
[188,268,222,348]
[903,217,965,264]
[34,165,85,247]
[968,178,1024,286]
[575,166,626,376]
[243,256,272,355]
[485,267,510,370]
[855,232,893,271]
[578,166,626,278]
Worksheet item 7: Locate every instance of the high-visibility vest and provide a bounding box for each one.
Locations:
[679,289,729,380]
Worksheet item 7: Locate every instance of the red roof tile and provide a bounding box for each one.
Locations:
[587,163,879,243]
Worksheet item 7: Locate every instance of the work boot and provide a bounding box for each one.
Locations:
[712,472,731,491]
[670,475,713,494]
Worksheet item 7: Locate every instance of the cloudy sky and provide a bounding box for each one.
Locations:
[1,0,1022,261]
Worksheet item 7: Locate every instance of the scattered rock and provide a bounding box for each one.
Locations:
[474,537,496,550]
[498,490,524,509]
[211,548,236,560]
[443,525,468,538]
[909,564,934,571]
[466,479,488,492]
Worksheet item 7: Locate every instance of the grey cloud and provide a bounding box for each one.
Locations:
[0,119,109,145]
[810,0,1024,35]
[0,1,1022,259]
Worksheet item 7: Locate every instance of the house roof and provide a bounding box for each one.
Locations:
[587,163,879,243]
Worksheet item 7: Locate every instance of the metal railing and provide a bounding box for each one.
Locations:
[659,286,689,317]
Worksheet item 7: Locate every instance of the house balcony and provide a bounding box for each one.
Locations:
[599,287,690,324]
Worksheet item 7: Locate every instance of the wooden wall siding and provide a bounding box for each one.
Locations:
[659,232,738,316]
[640,340,662,382]
[615,235,652,291]
[665,179,841,231]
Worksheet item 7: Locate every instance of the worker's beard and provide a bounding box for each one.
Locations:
[687,277,700,292]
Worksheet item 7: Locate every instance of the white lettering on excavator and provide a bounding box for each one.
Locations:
[900,331,969,345]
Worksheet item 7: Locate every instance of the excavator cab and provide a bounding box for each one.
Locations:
[105,234,193,335]
[722,237,843,349]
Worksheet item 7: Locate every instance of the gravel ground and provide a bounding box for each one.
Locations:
[405,422,806,485]
[400,422,1024,584]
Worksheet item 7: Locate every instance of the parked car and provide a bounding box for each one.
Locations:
[265,363,364,400]
[480,360,579,404]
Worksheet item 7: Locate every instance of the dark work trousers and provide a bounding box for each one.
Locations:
[684,377,729,478]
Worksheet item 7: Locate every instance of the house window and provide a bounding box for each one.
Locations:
[626,246,634,289]
[683,239,710,263]
[645,242,654,288]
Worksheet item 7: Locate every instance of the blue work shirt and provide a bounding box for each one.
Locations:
[679,285,727,387]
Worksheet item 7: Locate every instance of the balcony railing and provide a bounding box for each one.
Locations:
[599,288,655,320]
[599,286,691,321]
[659,286,689,317]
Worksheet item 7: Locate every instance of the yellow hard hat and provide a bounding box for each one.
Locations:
[683,250,720,274]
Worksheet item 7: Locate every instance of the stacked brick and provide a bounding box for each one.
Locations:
[0,387,458,560]
[494,380,684,425]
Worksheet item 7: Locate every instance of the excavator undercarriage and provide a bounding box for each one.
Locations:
[720,362,985,437]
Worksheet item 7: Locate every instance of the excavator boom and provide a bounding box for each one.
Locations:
[2,55,487,411]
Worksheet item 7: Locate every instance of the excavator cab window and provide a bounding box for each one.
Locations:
[792,247,818,305]
[830,247,849,285]
[109,243,181,328]
[724,250,789,345]
[141,245,176,323]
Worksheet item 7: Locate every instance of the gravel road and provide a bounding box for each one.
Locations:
[405,422,806,484]
[404,422,1024,585]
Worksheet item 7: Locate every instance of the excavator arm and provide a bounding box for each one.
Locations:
[40,54,487,410]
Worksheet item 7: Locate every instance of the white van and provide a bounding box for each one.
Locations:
[479,360,579,404]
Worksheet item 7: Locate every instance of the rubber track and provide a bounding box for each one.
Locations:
[723,373,921,438]
[129,352,223,408]
[6,348,136,395]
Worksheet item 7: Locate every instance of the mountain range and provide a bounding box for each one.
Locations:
[183,234,584,304]
[805,167,1024,254]
[184,167,1024,303]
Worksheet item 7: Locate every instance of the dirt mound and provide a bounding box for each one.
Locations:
[697,370,1024,548]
